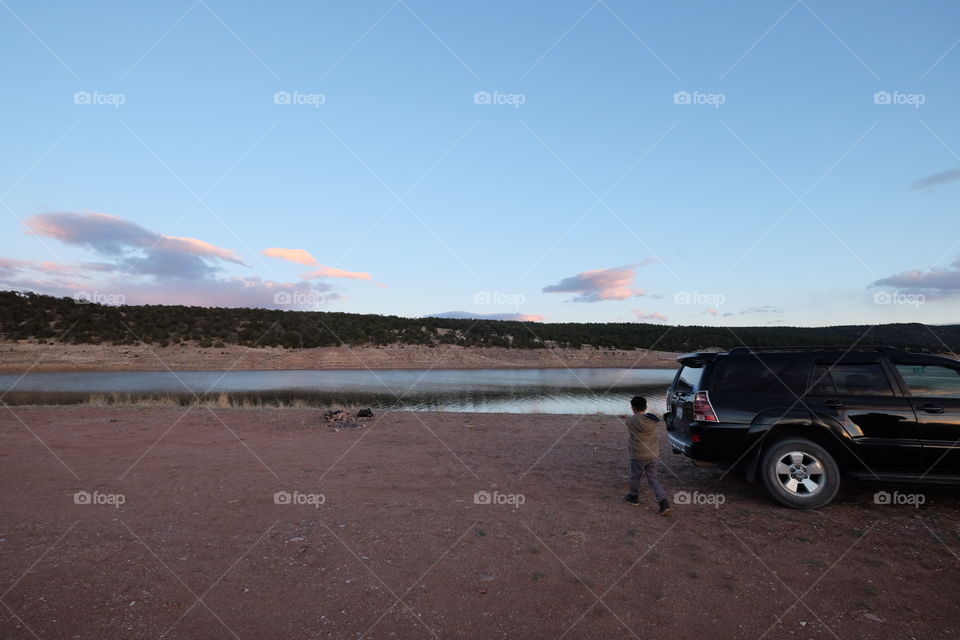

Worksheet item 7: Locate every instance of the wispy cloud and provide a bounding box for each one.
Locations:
[740,305,782,315]
[872,257,960,294]
[542,261,654,303]
[428,311,545,322]
[912,168,960,190]
[301,266,373,281]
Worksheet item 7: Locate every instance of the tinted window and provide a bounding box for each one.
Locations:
[895,363,960,399]
[810,363,893,396]
[675,365,703,392]
[711,357,807,394]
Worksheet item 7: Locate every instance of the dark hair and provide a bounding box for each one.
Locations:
[630,396,647,411]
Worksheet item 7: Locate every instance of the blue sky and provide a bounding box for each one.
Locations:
[1,0,958,326]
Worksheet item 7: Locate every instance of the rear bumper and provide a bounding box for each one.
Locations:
[668,423,750,462]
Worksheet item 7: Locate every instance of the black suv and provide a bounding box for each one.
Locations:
[665,347,960,508]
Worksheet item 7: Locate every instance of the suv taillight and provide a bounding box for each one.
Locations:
[693,391,719,422]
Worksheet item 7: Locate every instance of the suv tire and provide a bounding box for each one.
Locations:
[760,437,840,509]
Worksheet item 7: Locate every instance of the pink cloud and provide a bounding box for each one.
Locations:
[705,307,720,316]
[27,212,242,263]
[632,309,668,322]
[157,235,244,264]
[262,247,376,282]
[25,212,247,277]
[262,247,319,266]
[302,266,373,281]
[543,262,651,302]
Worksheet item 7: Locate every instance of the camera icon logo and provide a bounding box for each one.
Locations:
[73,91,91,105]
[473,490,491,505]
[273,91,291,105]
[473,91,492,105]
[872,291,892,305]
[874,490,891,505]
[673,490,691,505]
[73,490,92,505]
[673,291,692,305]
[274,491,292,505]
[473,291,492,305]
[274,291,292,305]
[673,91,691,105]
[873,91,891,105]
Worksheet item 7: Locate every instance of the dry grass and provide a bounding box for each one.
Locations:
[83,392,342,410]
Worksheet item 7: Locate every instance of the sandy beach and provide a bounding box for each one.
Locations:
[1,406,956,639]
[0,343,682,373]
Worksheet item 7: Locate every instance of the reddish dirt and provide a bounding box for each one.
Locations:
[1,407,958,639]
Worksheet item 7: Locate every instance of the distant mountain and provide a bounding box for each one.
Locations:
[1,290,958,353]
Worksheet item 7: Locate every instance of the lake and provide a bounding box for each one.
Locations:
[0,367,676,414]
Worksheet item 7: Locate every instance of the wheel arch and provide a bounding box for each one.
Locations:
[745,411,855,477]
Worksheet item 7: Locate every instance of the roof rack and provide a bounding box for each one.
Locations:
[726,346,905,354]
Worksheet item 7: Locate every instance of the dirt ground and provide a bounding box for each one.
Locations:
[0,343,680,374]
[1,407,957,639]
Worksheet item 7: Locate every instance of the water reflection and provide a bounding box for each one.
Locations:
[0,368,676,415]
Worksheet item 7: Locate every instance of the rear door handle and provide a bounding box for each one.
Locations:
[918,402,945,414]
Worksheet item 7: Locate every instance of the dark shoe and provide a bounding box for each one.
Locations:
[624,493,640,505]
[658,499,672,516]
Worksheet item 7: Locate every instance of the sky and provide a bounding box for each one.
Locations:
[1,0,958,327]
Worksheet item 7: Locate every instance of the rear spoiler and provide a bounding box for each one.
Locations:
[677,352,723,367]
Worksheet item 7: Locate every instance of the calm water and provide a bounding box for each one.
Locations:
[0,368,675,414]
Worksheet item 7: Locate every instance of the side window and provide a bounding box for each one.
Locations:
[675,365,703,392]
[810,362,894,397]
[712,357,807,394]
[895,363,960,399]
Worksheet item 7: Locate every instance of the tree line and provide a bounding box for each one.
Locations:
[1,290,958,353]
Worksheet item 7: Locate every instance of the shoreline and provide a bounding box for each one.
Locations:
[0,342,682,373]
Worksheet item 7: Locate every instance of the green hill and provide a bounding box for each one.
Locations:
[1,290,957,353]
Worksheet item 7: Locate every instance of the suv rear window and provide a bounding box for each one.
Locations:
[711,357,806,394]
[675,365,703,392]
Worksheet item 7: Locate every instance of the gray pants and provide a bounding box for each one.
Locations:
[629,459,667,503]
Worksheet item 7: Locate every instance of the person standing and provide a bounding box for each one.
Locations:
[623,396,672,515]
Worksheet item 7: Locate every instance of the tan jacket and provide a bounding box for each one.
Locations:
[626,412,660,460]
